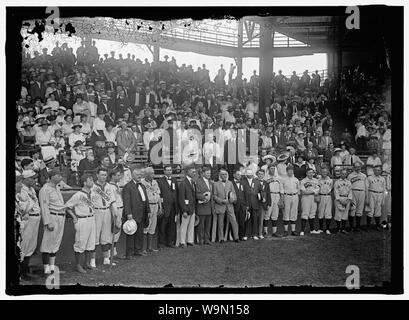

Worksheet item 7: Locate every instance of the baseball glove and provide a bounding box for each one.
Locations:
[278,197,285,209]
[314,195,321,203]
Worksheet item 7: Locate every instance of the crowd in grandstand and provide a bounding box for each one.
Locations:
[15,39,392,280]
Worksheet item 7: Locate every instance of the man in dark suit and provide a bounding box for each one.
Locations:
[195,166,214,245]
[232,168,248,241]
[286,147,297,166]
[279,106,291,125]
[145,86,158,108]
[204,93,216,114]
[270,103,281,123]
[271,128,282,149]
[157,165,178,248]
[115,90,131,118]
[30,76,46,100]
[104,74,117,92]
[241,167,263,240]
[177,165,197,248]
[260,105,273,125]
[122,167,150,259]
[131,84,146,114]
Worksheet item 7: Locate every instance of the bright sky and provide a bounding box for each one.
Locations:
[23,27,327,80]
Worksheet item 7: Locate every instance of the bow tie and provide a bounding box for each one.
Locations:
[167,177,172,181]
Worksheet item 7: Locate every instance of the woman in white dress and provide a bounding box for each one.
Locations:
[104,122,117,145]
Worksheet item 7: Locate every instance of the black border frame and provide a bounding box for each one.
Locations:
[5,6,403,296]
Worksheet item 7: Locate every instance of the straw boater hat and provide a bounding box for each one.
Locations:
[277,154,289,162]
[123,219,137,235]
[72,123,82,130]
[262,154,276,162]
[39,119,50,126]
[22,122,35,129]
[22,169,37,179]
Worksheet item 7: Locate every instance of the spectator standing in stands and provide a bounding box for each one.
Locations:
[366,149,382,176]
[293,154,307,180]
[355,121,368,151]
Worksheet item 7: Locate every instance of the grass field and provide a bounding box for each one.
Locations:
[24,228,391,288]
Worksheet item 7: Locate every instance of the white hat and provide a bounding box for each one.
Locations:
[123,219,137,235]
[22,169,37,179]
[262,154,276,162]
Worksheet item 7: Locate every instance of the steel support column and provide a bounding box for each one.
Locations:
[153,43,160,62]
[258,20,273,117]
[237,20,243,80]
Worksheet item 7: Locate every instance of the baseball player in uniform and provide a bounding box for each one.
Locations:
[18,170,41,280]
[347,162,367,231]
[108,168,124,257]
[39,169,66,275]
[65,174,96,273]
[333,169,353,234]
[300,168,320,235]
[264,165,283,237]
[92,167,118,265]
[281,165,300,237]
[141,167,162,253]
[317,167,333,234]
[365,166,386,230]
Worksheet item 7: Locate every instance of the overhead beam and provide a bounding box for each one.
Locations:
[276,21,335,28]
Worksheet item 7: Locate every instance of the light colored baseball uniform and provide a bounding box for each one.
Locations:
[19,184,41,260]
[265,177,283,221]
[141,178,161,235]
[39,183,66,254]
[281,175,300,222]
[347,171,367,217]
[108,182,124,243]
[333,179,352,221]
[65,190,96,253]
[317,176,333,219]
[92,182,116,246]
[300,177,320,219]
[366,175,386,218]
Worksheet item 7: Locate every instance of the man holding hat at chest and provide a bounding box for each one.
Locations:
[39,169,66,275]
[195,166,214,245]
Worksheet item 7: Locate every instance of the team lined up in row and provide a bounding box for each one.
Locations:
[15,158,390,280]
